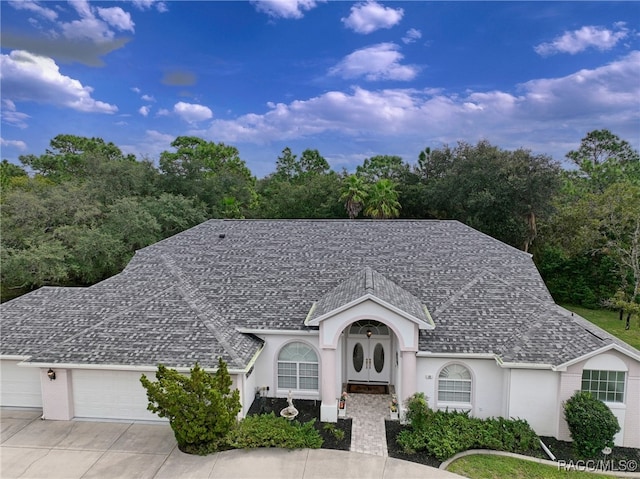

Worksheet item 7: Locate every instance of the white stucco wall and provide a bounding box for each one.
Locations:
[560,350,640,448]
[240,363,258,417]
[248,333,321,401]
[415,357,505,418]
[508,369,559,437]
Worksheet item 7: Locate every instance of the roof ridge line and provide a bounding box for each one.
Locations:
[432,270,488,316]
[59,286,173,344]
[364,266,374,294]
[160,253,244,366]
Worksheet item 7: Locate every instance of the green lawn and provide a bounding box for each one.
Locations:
[562,304,640,350]
[446,454,615,479]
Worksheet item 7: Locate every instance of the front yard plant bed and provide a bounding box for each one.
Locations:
[385,419,442,468]
[247,396,352,451]
[540,436,640,466]
[385,422,640,470]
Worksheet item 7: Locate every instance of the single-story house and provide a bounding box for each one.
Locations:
[1,220,638,447]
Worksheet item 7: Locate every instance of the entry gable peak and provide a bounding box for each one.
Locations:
[305,267,434,329]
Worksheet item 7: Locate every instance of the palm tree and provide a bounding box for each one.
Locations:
[364,178,401,219]
[340,174,368,219]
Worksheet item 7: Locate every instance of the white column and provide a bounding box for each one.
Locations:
[41,368,74,420]
[401,350,417,401]
[320,348,338,422]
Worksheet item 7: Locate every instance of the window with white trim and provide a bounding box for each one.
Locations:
[277,342,318,391]
[581,369,625,403]
[438,364,472,403]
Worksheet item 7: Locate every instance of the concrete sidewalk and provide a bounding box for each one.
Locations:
[1,408,465,479]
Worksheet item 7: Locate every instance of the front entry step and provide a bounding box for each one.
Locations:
[347,383,389,394]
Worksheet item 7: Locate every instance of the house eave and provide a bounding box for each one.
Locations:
[498,361,555,370]
[553,343,640,371]
[306,293,434,329]
[416,351,496,359]
[0,355,32,361]
[16,361,248,375]
[236,328,319,336]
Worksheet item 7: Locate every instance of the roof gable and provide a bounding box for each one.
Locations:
[306,267,434,329]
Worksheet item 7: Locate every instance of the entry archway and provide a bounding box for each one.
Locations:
[346,320,390,384]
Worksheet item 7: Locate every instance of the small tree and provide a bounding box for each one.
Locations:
[564,391,620,458]
[140,358,241,455]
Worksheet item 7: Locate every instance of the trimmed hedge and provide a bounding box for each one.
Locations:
[397,395,539,461]
[226,413,323,449]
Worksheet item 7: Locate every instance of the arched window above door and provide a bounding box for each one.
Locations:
[349,320,389,336]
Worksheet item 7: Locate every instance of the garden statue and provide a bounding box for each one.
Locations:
[280,390,299,420]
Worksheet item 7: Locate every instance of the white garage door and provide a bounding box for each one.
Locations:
[72,369,160,421]
[0,360,43,408]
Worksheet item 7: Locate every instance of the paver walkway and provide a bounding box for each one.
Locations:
[345,392,393,457]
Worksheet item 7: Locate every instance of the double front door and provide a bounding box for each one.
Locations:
[347,337,390,383]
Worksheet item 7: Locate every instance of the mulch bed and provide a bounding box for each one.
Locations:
[384,422,640,469]
[539,436,640,465]
[385,420,443,468]
[247,396,352,451]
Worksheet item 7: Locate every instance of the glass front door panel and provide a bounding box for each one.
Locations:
[353,342,364,372]
[373,343,384,373]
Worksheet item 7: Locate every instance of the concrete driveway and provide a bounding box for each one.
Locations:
[1,408,465,479]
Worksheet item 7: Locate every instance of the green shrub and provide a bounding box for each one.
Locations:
[404,392,431,430]
[226,413,323,449]
[397,407,539,461]
[564,391,620,458]
[140,358,241,455]
[323,422,345,441]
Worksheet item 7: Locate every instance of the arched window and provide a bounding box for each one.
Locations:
[438,364,472,404]
[277,342,319,391]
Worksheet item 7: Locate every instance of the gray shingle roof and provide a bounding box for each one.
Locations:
[309,267,431,326]
[2,219,637,369]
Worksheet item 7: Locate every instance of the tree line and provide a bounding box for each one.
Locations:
[1,130,638,323]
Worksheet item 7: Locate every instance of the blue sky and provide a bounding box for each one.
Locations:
[1,1,639,177]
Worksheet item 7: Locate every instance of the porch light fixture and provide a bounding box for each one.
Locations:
[47,368,56,381]
[366,329,372,338]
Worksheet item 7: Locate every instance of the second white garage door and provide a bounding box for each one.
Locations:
[72,369,161,421]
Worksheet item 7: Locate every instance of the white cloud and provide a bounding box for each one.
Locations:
[8,1,58,21]
[174,102,213,123]
[46,0,136,43]
[402,28,422,44]
[141,94,155,102]
[131,87,141,93]
[519,51,639,118]
[0,137,28,150]
[1,99,31,129]
[139,105,151,116]
[157,108,170,116]
[130,0,168,13]
[535,24,629,56]
[96,7,135,32]
[120,129,174,160]
[1,50,118,114]
[201,51,639,161]
[342,1,404,34]
[329,43,418,81]
[250,0,323,19]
